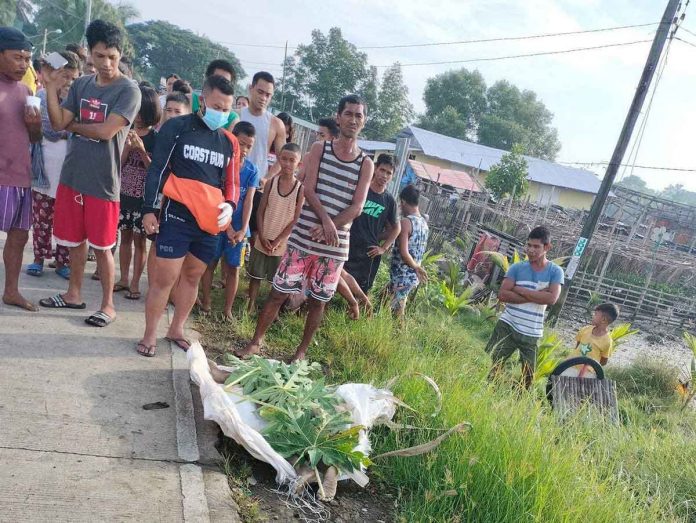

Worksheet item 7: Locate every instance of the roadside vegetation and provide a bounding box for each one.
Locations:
[196,255,696,522]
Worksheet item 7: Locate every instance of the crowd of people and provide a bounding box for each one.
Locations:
[0,20,431,362]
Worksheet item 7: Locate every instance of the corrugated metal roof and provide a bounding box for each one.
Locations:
[402,125,602,194]
[408,160,483,192]
[357,140,396,152]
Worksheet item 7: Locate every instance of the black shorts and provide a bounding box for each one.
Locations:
[343,253,382,293]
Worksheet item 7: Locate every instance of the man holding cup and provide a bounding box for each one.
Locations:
[0,27,42,312]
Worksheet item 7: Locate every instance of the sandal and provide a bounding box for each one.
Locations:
[55,266,71,280]
[125,290,141,300]
[91,271,100,281]
[26,263,44,277]
[85,310,115,327]
[39,294,86,309]
[165,336,191,351]
[113,283,128,292]
[136,341,157,357]
[48,261,57,269]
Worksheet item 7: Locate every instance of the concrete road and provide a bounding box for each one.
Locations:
[0,233,237,522]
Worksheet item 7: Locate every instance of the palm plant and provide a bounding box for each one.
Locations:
[533,331,565,384]
[679,332,696,411]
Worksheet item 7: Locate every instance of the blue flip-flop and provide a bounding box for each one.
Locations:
[26,263,44,277]
[55,265,71,280]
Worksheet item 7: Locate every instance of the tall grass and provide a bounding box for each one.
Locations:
[197,280,696,522]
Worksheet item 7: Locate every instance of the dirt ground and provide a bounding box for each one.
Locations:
[555,316,694,372]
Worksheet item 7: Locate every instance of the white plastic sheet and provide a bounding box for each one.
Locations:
[188,342,397,486]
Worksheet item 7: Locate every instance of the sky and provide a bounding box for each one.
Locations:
[130,0,696,192]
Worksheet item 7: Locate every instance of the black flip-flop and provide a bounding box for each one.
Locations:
[136,341,156,358]
[39,294,87,309]
[125,290,141,300]
[165,336,191,351]
[85,310,115,327]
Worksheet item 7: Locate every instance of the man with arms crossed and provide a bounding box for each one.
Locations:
[486,226,564,389]
[237,94,374,362]
[39,20,140,327]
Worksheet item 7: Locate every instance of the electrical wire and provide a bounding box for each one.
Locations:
[560,162,696,172]
[372,39,652,67]
[219,21,659,50]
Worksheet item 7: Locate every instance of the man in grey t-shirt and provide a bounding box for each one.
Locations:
[39,19,140,328]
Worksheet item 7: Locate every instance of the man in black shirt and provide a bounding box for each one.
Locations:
[339,154,400,319]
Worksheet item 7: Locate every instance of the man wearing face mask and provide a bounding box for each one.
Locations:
[137,74,240,357]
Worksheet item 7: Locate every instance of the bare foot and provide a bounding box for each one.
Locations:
[234,342,261,358]
[2,294,38,312]
[290,349,307,363]
[224,311,234,322]
[347,301,360,320]
[361,297,374,316]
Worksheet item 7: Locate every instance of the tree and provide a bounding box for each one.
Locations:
[418,106,469,141]
[0,0,33,27]
[616,174,653,194]
[127,21,244,88]
[478,81,560,160]
[661,184,696,206]
[361,63,414,140]
[420,69,487,140]
[419,69,561,160]
[484,144,529,200]
[281,27,370,120]
[30,0,138,54]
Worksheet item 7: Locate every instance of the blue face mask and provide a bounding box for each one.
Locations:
[201,105,229,131]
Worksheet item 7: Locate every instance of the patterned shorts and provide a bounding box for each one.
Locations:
[119,208,143,233]
[388,273,419,310]
[0,185,32,232]
[272,245,344,302]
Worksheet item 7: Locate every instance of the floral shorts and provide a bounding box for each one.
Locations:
[272,245,344,302]
[118,208,143,233]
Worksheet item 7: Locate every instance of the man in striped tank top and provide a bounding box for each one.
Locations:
[237,95,374,362]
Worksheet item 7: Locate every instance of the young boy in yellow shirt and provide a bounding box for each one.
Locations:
[574,303,619,367]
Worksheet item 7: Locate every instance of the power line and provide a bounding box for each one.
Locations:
[219,21,659,50]
[372,39,652,67]
[361,22,659,49]
[682,26,696,38]
[560,161,696,172]
[675,35,696,47]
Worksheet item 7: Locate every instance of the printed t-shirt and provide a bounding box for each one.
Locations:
[348,188,397,259]
[120,129,157,211]
[0,74,32,188]
[60,74,141,201]
[232,159,260,236]
[573,325,613,362]
[499,260,565,338]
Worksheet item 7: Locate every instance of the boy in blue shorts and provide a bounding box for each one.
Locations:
[200,121,258,319]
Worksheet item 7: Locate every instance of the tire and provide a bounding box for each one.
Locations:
[546,356,605,402]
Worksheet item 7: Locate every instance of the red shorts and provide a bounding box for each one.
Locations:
[53,183,120,250]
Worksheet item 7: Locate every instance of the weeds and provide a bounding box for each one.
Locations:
[197,268,696,523]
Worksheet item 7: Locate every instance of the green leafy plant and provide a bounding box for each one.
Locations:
[679,332,696,411]
[534,331,565,383]
[610,322,639,349]
[439,281,476,316]
[222,354,369,490]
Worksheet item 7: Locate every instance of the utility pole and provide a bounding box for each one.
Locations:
[281,40,288,110]
[547,0,680,325]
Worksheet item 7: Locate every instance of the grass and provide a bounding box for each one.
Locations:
[195,271,696,522]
